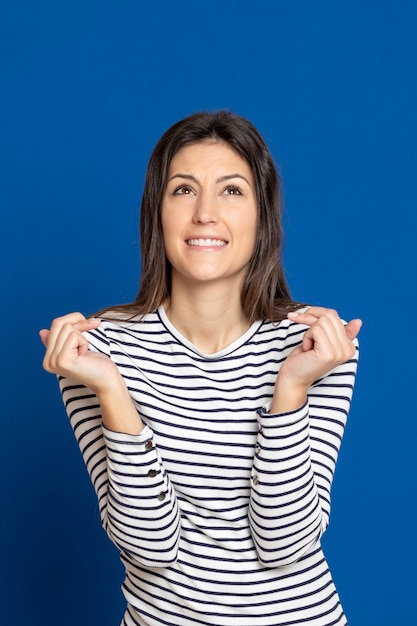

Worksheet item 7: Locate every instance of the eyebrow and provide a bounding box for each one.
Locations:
[167,173,251,186]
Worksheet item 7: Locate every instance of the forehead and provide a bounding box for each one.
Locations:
[169,140,253,176]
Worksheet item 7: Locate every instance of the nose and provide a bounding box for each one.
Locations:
[192,192,219,224]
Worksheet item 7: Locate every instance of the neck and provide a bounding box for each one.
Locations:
[164,280,250,354]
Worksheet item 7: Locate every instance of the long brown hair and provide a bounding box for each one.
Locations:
[97,110,304,323]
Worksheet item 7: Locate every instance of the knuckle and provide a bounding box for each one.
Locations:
[55,354,67,371]
[42,356,54,374]
[50,317,61,330]
[52,312,85,327]
[72,312,85,323]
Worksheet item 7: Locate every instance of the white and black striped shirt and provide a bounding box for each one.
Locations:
[60,305,358,625]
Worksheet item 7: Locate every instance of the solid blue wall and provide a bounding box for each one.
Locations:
[1,1,416,624]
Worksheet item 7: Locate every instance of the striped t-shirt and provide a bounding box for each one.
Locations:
[59,305,358,626]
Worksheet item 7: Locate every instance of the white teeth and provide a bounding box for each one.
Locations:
[187,238,226,247]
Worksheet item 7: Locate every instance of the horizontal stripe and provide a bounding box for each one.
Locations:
[59,306,358,625]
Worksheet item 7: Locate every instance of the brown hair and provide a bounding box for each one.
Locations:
[97,110,304,323]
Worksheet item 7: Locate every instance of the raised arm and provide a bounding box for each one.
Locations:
[40,313,181,567]
[249,307,361,567]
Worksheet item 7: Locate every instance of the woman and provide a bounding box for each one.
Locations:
[40,111,361,625]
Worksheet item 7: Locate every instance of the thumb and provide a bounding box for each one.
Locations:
[345,319,362,341]
[39,329,49,347]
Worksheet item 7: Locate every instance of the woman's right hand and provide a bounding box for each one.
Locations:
[39,312,120,395]
[40,312,145,435]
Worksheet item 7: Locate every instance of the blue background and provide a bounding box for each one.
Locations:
[1,1,416,624]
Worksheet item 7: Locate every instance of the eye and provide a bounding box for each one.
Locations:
[173,185,195,196]
[223,185,242,196]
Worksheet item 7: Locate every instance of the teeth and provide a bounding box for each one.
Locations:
[187,238,226,247]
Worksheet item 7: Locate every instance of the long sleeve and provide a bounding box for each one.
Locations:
[53,311,355,625]
[58,328,181,568]
[248,346,358,568]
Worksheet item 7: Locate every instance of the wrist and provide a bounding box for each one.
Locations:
[86,356,130,397]
[94,372,128,403]
[270,375,309,415]
[95,377,144,436]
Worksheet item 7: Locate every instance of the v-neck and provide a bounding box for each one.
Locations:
[157,305,263,360]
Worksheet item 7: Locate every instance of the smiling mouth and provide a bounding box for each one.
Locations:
[186,238,227,247]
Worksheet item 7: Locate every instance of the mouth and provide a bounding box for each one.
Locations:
[185,238,228,247]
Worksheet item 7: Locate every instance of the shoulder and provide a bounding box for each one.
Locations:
[83,310,164,354]
[257,313,308,349]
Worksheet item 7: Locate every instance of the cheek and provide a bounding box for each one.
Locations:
[160,211,172,244]
[243,211,258,245]
[244,222,259,262]
[161,216,179,264]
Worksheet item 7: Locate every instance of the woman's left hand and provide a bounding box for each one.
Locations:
[270,307,362,413]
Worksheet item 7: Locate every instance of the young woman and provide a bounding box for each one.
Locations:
[40,111,361,626]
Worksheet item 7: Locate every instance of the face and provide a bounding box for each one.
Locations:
[161,141,258,290]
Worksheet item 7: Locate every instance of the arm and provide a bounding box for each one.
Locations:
[40,313,181,567]
[249,307,361,567]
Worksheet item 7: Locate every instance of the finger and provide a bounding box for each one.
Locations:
[289,308,355,339]
[43,318,100,373]
[49,323,85,362]
[288,310,341,343]
[289,306,344,323]
[287,308,320,326]
[345,319,362,341]
[313,312,361,348]
[300,306,339,319]
[39,329,49,347]
[45,315,100,354]
[302,334,314,352]
[53,319,101,353]
[45,312,87,353]
[289,308,361,361]
[43,326,89,374]
[301,315,356,368]
[302,323,335,355]
[57,329,90,368]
